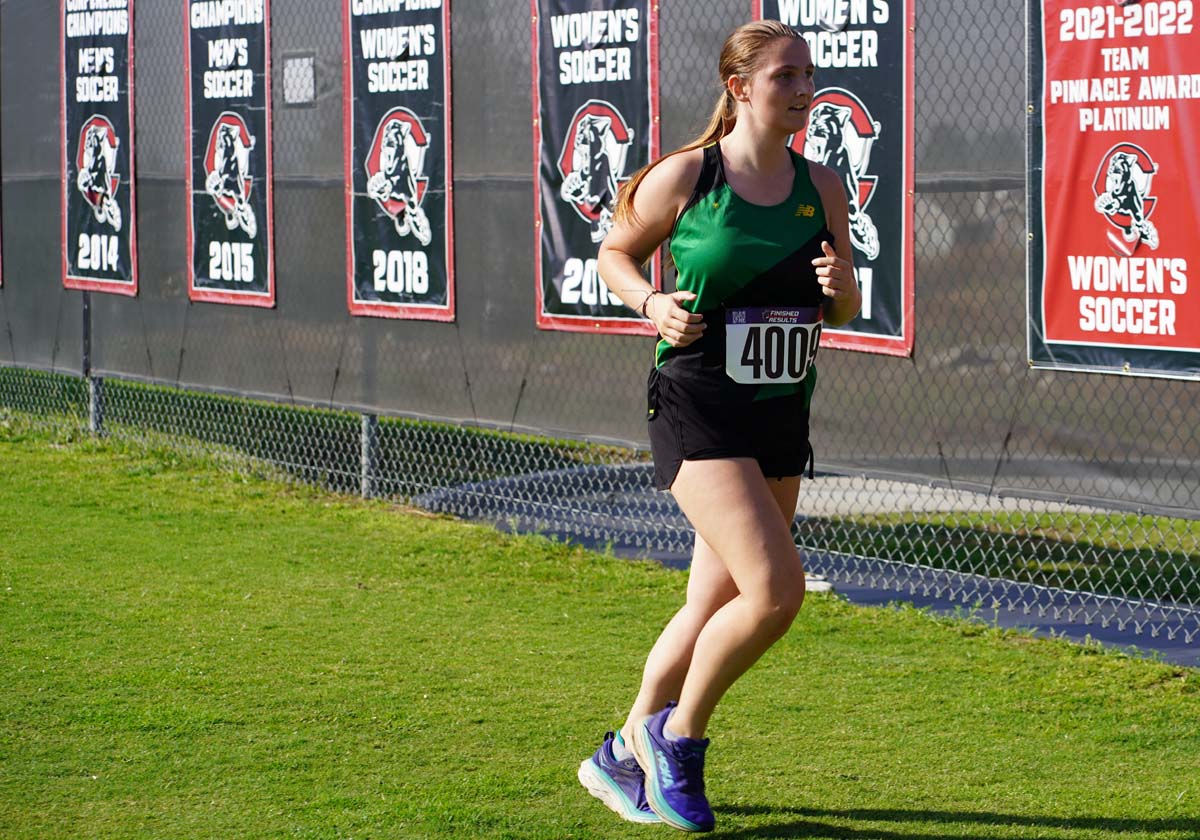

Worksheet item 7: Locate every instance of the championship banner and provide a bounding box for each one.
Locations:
[1029,0,1200,378]
[62,0,137,296]
[185,0,274,307]
[344,0,454,321]
[533,0,660,334]
[754,0,914,356]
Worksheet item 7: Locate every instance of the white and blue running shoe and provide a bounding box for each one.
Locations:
[632,702,715,833]
[578,731,662,824]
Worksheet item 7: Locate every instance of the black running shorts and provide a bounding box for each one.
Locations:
[646,355,812,491]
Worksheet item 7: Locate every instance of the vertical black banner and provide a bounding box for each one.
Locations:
[755,0,914,356]
[345,0,454,321]
[533,0,659,335]
[62,0,137,296]
[185,0,274,307]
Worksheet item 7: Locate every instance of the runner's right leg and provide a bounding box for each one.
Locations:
[618,532,739,748]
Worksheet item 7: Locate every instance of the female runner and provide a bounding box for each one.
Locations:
[577,20,862,833]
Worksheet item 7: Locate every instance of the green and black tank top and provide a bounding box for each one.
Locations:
[659,142,831,402]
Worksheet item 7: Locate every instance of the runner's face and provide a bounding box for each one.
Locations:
[741,37,815,133]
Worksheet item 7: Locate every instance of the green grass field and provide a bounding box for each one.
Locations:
[2,426,1199,839]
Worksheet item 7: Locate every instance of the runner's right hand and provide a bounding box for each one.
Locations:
[650,291,706,348]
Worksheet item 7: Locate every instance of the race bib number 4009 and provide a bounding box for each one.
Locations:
[725,307,823,384]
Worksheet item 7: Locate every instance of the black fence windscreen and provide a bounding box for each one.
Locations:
[3,0,1198,645]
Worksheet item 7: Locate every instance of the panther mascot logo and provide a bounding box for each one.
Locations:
[1093,143,1159,257]
[558,100,635,244]
[365,108,432,247]
[204,112,258,239]
[76,115,122,233]
[796,88,881,261]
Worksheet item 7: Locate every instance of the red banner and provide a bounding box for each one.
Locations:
[1032,0,1200,376]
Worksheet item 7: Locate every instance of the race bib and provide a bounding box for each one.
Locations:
[725,307,823,384]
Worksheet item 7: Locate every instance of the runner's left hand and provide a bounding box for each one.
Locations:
[812,241,856,301]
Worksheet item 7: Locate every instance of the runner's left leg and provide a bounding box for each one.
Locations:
[618,472,801,747]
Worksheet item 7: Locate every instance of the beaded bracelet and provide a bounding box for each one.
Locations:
[639,290,661,319]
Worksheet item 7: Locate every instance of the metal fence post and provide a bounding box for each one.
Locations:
[361,413,379,498]
[88,376,105,436]
[82,290,103,435]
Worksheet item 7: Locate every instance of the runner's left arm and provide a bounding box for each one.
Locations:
[809,162,862,327]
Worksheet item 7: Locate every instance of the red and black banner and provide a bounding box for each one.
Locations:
[754,0,914,356]
[533,0,659,334]
[1029,0,1200,379]
[185,0,274,307]
[62,0,137,296]
[344,0,454,321]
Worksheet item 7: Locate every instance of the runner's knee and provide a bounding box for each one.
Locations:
[752,577,806,638]
[685,584,738,620]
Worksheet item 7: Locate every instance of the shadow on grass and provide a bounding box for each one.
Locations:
[716,806,1200,839]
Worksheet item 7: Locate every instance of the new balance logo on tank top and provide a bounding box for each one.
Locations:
[660,142,830,403]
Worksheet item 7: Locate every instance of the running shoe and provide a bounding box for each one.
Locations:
[578,731,661,824]
[632,702,715,832]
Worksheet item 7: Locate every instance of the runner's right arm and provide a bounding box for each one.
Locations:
[598,149,707,348]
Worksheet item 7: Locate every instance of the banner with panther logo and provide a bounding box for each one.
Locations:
[345,0,453,320]
[185,0,274,307]
[62,0,137,295]
[533,0,659,334]
[1029,0,1200,378]
[754,0,914,356]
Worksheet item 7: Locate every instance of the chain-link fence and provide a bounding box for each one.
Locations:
[2,0,1198,646]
